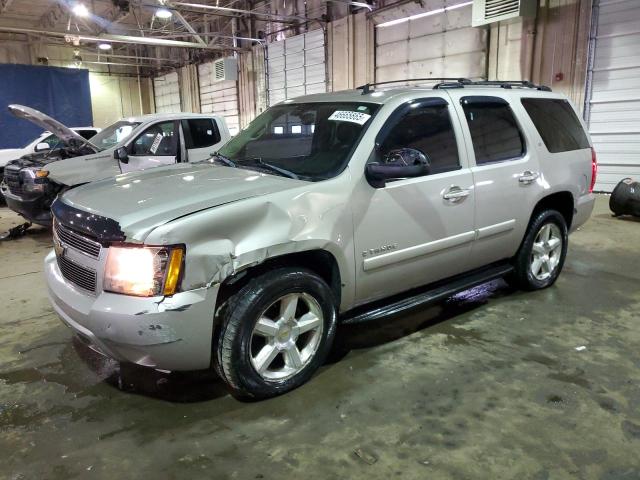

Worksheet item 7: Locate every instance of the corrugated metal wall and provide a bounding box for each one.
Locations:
[238,45,268,128]
[586,0,640,192]
[267,29,327,105]
[153,71,181,114]
[198,61,240,135]
[373,0,487,82]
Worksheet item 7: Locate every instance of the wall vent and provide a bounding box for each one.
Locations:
[212,57,238,82]
[472,0,536,27]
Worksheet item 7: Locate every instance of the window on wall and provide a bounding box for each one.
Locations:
[461,98,525,165]
[378,103,460,175]
[521,98,590,153]
[131,121,177,156]
[182,119,221,149]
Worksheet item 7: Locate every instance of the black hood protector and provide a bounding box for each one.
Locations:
[52,199,126,243]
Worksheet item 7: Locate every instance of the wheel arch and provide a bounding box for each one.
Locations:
[214,249,343,324]
[530,190,575,230]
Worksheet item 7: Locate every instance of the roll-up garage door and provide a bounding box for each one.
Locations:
[585,0,640,192]
[154,71,181,113]
[198,62,240,136]
[267,29,327,106]
[374,0,486,83]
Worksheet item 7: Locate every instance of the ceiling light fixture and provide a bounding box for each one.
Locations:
[72,3,90,17]
[155,8,173,18]
[376,1,473,28]
[98,42,112,50]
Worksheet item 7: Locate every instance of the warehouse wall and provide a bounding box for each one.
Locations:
[0,37,153,128]
[488,0,592,112]
[327,12,374,91]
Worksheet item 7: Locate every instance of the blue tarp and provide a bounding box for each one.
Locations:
[0,64,93,148]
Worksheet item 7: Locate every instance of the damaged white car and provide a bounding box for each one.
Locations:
[1,105,231,226]
[45,81,596,399]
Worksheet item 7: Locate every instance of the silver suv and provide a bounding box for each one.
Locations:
[44,80,597,399]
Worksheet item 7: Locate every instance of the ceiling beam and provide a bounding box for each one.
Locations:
[0,0,15,15]
[0,26,241,50]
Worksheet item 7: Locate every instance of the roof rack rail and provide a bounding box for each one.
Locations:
[356,77,473,94]
[434,79,552,91]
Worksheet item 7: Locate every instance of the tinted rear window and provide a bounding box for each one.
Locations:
[182,119,221,149]
[521,98,589,153]
[461,98,525,164]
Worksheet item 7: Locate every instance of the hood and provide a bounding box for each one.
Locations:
[59,163,306,239]
[0,149,23,167]
[46,152,120,186]
[8,105,97,152]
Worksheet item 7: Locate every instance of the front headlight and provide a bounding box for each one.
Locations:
[21,169,49,193]
[104,245,184,297]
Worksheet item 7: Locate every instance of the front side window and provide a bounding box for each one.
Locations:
[90,120,140,151]
[41,134,63,149]
[521,98,590,153]
[461,98,525,165]
[131,121,177,156]
[216,102,380,181]
[182,119,221,149]
[377,103,460,175]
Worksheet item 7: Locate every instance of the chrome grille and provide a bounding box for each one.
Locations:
[4,169,23,195]
[54,220,101,258]
[57,255,97,293]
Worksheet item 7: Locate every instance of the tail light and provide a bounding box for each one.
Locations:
[589,147,598,193]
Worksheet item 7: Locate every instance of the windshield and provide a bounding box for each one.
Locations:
[90,121,140,151]
[216,102,380,181]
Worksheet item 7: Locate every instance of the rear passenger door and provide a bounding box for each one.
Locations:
[447,92,543,267]
[181,118,225,162]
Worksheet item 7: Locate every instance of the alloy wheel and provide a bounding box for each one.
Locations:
[529,223,563,281]
[249,293,324,381]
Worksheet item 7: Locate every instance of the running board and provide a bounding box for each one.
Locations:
[341,263,514,324]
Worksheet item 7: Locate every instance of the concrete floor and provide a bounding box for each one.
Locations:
[0,195,639,480]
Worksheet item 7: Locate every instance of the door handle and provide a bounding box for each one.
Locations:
[518,170,540,185]
[443,186,471,202]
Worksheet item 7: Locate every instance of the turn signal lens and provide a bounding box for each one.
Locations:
[589,147,597,193]
[36,170,49,178]
[163,248,184,296]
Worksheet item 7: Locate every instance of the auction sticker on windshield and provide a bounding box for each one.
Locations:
[328,110,371,125]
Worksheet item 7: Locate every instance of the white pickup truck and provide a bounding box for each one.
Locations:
[1,105,230,226]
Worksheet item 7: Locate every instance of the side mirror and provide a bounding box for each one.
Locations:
[34,142,50,152]
[114,146,129,164]
[365,148,431,188]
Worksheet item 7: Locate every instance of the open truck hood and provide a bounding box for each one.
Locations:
[8,105,98,153]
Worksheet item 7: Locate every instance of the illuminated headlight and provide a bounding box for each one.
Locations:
[104,245,184,297]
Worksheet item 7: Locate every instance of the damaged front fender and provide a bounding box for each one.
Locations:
[144,172,357,312]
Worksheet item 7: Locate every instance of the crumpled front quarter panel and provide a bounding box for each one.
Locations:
[144,172,357,312]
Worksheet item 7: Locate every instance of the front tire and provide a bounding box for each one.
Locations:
[214,267,337,399]
[511,210,568,290]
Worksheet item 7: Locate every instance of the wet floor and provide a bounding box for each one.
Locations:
[1,196,639,479]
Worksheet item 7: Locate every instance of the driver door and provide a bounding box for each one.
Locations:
[121,120,179,173]
[352,97,476,304]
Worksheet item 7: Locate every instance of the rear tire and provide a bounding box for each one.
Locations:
[511,210,568,290]
[213,267,337,399]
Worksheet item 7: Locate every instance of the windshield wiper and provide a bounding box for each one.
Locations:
[210,152,237,168]
[243,157,299,180]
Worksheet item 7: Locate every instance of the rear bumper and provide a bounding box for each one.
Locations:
[45,251,219,371]
[0,186,52,226]
[571,193,595,233]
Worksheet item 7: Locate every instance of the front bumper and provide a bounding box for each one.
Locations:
[45,251,219,371]
[1,186,52,226]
